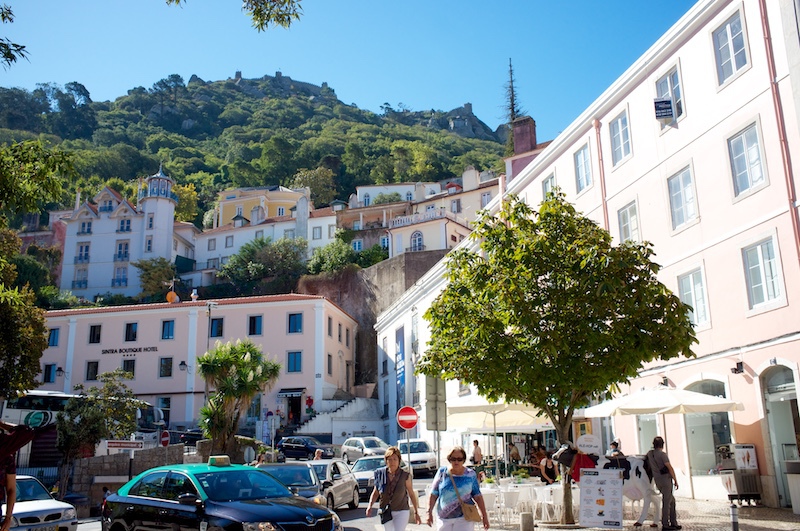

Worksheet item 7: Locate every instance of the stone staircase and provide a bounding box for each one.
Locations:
[295,398,383,442]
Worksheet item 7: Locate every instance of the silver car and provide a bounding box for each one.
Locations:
[340,436,389,464]
[7,476,78,531]
[309,458,360,511]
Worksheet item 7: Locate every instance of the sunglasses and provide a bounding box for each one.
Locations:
[449,456,466,463]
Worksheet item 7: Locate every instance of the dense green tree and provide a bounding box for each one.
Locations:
[420,194,697,524]
[132,257,177,301]
[259,135,297,183]
[198,339,281,455]
[217,236,307,294]
[306,238,357,275]
[355,244,389,268]
[373,192,403,205]
[11,254,50,293]
[290,167,336,206]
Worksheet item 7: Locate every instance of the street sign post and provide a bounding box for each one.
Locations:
[160,430,171,447]
[107,440,144,450]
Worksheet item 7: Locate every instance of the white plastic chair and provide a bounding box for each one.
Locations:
[500,489,520,524]
[479,490,499,521]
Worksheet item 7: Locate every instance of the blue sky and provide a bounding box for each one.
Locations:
[3,0,698,141]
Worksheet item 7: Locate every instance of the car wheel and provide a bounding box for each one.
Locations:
[342,453,349,464]
[327,493,336,510]
[307,450,315,460]
[348,487,359,509]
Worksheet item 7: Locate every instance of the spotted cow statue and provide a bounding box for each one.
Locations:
[597,454,662,525]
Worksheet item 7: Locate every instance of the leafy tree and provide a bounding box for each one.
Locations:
[504,58,524,157]
[420,193,696,524]
[290,167,336,206]
[11,254,50,293]
[372,192,403,205]
[306,238,357,275]
[0,277,47,397]
[56,369,143,494]
[166,0,303,30]
[197,339,281,455]
[132,257,177,301]
[0,5,26,68]
[355,244,388,268]
[217,236,307,294]
[173,182,199,222]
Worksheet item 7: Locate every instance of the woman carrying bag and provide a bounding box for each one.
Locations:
[426,446,490,531]
[366,446,420,531]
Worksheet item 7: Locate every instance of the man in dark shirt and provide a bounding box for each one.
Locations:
[647,436,680,531]
[0,453,17,531]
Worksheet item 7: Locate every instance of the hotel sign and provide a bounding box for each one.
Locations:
[102,346,159,354]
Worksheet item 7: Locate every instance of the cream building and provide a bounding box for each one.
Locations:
[377,0,800,508]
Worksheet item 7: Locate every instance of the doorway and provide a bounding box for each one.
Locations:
[763,365,799,507]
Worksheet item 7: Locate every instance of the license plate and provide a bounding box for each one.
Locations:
[35,526,56,531]
[359,488,367,493]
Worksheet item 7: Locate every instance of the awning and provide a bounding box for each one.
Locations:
[276,388,306,398]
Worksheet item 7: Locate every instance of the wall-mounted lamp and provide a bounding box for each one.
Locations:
[661,376,669,386]
[731,361,744,374]
[179,361,192,373]
[770,358,778,366]
[56,367,64,377]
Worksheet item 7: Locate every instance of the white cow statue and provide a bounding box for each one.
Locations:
[597,454,662,525]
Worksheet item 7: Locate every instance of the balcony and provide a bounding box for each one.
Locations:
[74,255,90,264]
[71,280,87,289]
[116,227,132,233]
[77,229,92,235]
[389,207,447,228]
[111,278,128,287]
[113,253,130,262]
[98,205,114,212]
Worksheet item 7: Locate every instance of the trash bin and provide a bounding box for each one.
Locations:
[785,460,800,515]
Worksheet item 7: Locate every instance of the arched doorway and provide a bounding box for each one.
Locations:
[685,380,732,475]
[762,365,799,507]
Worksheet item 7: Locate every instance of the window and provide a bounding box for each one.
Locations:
[225,235,233,248]
[352,221,361,231]
[210,318,224,337]
[668,167,698,229]
[125,323,138,342]
[118,218,131,232]
[327,353,333,375]
[288,313,303,333]
[328,224,336,238]
[481,192,492,208]
[89,325,101,344]
[609,111,631,165]
[542,174,556,197]
[208,239,216,251]
[145,236,153,253]
[678,269,708,326]
[346,328,350,347]
[249,315,263,336]
[714,12,748,85]
[406,192,413,201]
[728,123,765,196]
[86,361,99,381]
[161,320,175,340]
[380,236,389,249]
[656,67,684,125]
[159,357,173,378]
[743,238,780,308]
[207,258,219,269]
[115,241,129,261]
[287,351,302,373]
[48,328,59,347]
[352,239,363,252]
[313,226,322,240]
[338,323,342,342]
[236,205,243,216]
[79,221,92,234]
[113,267,127,287]
[450,199,462,213]
[147,214,154,229]
[255,230,263,239]
[77,243,90,262]
[122,359,136,376]
[158,397,171,428]
[328,317,333,337]
[617,201,639,242]
[173,239,178,251]
[277,207,285,216]
[364,193,371,206]
[574,144,592,192]
[43,364,56,384]
[284,229,295,239]
[410,231,424,252]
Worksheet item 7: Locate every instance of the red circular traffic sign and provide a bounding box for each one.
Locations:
[161,430,170,447]
[396,406,418,430]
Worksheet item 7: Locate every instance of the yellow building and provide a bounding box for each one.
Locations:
[214,186,308,228]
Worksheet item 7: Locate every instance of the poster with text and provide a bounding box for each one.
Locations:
[579,468,623,529]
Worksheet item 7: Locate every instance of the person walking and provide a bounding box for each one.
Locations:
[426,446,490,531]
[367,446,420,531]
[470,441,482,466]
[646,436,680,531]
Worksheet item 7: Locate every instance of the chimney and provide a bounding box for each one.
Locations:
[512,116,537,155]
[74,190,81,210]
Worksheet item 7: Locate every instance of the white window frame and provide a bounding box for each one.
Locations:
[742,235,785,313]
[574,144,592,193]
[450,198,461,214]
[363,193,371,207]
[208,239,216,251]
[542,174,555,198]
[677,268,710,328]
[481,192,492,208]
[609,110,631,166]
[352,239,363,252]
[617,200,639,242]
[713,11,749,87]
[225,235,234,248]
[312,226,322,240]
[328,224,336,238]
[656,65,684,128]
[667,166,699,231]
[728,122,766,198]
[277,206,285,216]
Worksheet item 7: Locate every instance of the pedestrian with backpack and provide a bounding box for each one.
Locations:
[646,437,681,531]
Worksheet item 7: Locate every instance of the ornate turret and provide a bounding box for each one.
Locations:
[138,164,178,205]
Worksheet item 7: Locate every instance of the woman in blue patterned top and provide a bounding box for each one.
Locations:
[425,446,490,531]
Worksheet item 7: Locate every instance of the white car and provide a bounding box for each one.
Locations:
[340,436,389,464]
[397,438,438,477]
[7,476,78,531]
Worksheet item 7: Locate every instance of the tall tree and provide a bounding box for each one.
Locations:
[504,58,524,157]
[132,257,177,301]
[420,193,697,524]
[197,339,281,456]
[290,167,336,206]
[217,236,307,294]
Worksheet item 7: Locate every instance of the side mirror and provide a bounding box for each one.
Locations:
[332,474,341,481]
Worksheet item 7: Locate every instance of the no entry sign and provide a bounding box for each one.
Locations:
[161,430,171,447]
[396,406,418,430]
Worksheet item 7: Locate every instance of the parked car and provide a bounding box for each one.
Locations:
[101,455,342,531]
[397,438,438,476]
[308,459,360,510]
[9,476,78,531]
[276,436,335,460]
[257,462,325,505]
[340,436,389,463]
[180,428,204,446]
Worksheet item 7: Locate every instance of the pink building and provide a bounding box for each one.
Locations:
[41,294,357,432]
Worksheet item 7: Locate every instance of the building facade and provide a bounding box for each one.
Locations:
[41,294,357,431]
[377,0,800,508]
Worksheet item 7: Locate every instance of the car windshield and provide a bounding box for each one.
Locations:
[310,463,327,479]
[194,469,291,501]
[399,441,431,453]
[16,479,51,502]
[301,437,323,446]
[262,466,317,487]
[351,459,384,472]
[364,439,388,449]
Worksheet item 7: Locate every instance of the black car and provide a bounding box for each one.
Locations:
[102,455,342,531]
[180,428,204,446]
[276,436,335,460]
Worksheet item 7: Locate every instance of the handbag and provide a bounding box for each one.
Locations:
[379,504,393,523]
[449,472,482,522]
